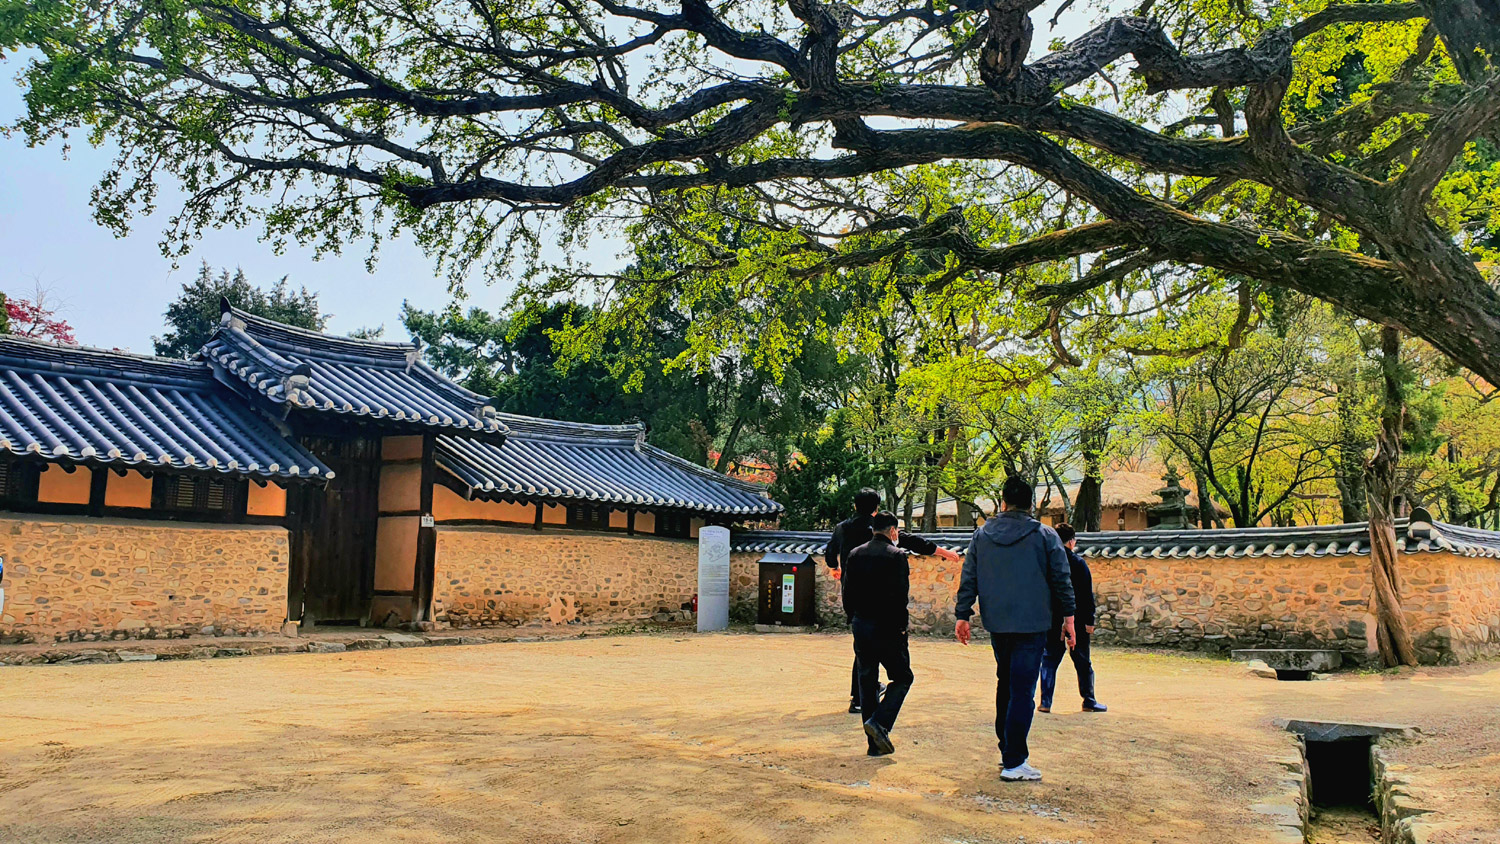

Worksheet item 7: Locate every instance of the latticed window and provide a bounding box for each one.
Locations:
[567,502,609,530]
[655,511,691,538]
[160,475,234,514]
[0,461,39,506]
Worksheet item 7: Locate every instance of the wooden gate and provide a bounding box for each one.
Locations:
[288,435,381,625]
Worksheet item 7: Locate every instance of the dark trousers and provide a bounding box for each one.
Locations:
[850,648,861,701]
[851,618,913,746]
[990,631,1047,770]
[1039,629,1095,708]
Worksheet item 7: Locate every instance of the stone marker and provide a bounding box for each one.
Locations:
[1231,648,1342,680]
[697,526,731,632]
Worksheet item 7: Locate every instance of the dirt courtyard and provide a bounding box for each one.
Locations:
[1,633,1495,844]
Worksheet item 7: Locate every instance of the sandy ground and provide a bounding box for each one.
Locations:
[0,632,1495,844]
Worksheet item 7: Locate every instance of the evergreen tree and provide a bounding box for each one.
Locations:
[153,263,326,358]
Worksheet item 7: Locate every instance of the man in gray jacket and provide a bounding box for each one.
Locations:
[954,476,1076,782]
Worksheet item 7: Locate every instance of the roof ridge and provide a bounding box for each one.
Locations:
[494,411,646,438]
[0,334,207,371]
[225,303,418,352]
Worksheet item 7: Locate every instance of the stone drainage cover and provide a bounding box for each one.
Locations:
[1232,648,1343,680]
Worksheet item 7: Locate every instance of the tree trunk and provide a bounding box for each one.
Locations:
[1043,459,1075,525]
[1425,1,1500,85]
[1335,381,1369,522]
[1070,443,1100,530]
[713,415,746,473]
[956,499,977,528]
[902,469,916,529]
[1193,468,1218,528]
[1365,326,1419,668]
[922,471,940,532]
[1072,477,1100,531]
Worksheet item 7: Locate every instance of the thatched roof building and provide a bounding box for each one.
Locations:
[910,470,1223,530]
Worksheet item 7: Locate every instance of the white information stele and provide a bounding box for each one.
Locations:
[696,526,731,632]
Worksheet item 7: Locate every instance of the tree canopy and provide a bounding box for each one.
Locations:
[4,1,1500,382]
[153,263,326,358]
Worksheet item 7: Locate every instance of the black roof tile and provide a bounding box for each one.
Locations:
[435,415,781,517]
[203,301,505,436]
[0,337,332,481]
[731,519,1500,558]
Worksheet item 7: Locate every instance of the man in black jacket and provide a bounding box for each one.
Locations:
[843,511,918,756]
[1038,523,1107,714]
[827,488,960,713]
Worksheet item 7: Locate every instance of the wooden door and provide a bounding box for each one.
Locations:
[289,435,381,625]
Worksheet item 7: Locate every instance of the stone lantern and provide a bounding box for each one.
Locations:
[1149,467,1196,530]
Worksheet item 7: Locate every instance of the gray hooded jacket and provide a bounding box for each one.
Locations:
[954,510,1076,634]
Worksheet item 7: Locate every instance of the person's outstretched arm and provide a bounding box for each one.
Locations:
[897,530,961,562]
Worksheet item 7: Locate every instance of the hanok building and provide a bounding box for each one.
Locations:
[0,302,780,643]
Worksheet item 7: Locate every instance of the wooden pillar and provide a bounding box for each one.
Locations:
[414,434,437,622]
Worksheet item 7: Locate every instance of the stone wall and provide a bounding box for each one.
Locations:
[1089,551,1500,665]
[433,525,700,626]
[0,514,289,644]
[1439,555,1500,660]
[732,547,1500,663]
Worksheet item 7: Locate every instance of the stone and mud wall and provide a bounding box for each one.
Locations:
[1088,551,1500,665]
[0,514,289,644]
[433,525,700,626]
[733,548,1499,664]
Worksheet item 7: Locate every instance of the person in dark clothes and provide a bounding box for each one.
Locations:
[826,488,960,713]
[1038,523,1107,714]
[955,476,1075,783]
[843,511,918,756]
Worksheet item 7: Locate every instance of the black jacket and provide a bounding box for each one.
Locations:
[825,514,938,570]
[955,510,1075,634]
[1051,547,1096,633]
[1068,548,1095,628]
[842,535,914,629]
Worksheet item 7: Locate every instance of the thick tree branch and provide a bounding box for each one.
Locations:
[1397,73,1500,210]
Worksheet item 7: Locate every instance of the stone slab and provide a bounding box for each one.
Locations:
[1231,648,1343,673]
[1277,719,1417,742]
[381,632,425,646]
[307,641,347,654]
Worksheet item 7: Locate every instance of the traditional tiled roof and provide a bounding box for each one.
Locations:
[202,301,506,436]
[731,519,1500,558]
[434,414,782,517]
[0,337,332,481]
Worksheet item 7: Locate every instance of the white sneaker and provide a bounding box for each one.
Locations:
[1000,762,1042,782]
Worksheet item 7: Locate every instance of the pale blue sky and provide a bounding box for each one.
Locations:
[0,73,491,354]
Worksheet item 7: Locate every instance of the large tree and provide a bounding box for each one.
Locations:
[154,263,326,358]
[5,1,1500,380]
